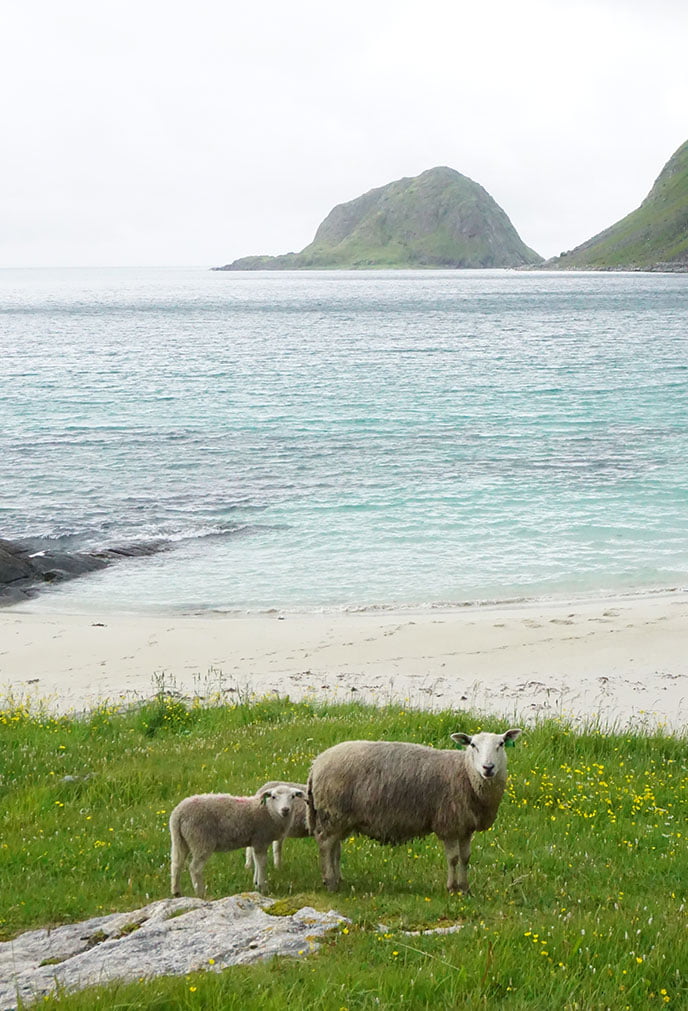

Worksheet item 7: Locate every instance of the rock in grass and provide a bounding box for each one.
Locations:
[0,893,349,1009]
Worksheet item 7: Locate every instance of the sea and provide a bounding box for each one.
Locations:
[1,266,687,615]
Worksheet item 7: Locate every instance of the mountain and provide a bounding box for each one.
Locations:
[543,140,688,271]
[215,167,542,270]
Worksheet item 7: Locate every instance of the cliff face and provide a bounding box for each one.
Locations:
[543,140,688,271]
[216,167,542,270]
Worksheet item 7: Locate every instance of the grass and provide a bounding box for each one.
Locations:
[1,682,686,1009]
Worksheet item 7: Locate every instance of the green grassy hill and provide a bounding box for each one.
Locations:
[545,140,688,271]
[216,167,542,270]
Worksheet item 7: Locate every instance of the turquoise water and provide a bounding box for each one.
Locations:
[1,266,687,613]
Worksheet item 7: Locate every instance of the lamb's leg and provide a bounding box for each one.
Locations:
[252,846,269,891]
[170,835,189,897]
[443,834,471,894]
[189,850,211,898]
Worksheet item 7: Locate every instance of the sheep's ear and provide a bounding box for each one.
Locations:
[260,791,272,806]
[293,790,306,799]
[503,728,523,748]
[451,733,472,749]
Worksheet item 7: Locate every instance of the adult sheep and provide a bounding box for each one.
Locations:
[307,729,522,893]
[244,780,309,871]
[170,784,305,897]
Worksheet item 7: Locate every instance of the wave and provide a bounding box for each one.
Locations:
[168,522,290,544]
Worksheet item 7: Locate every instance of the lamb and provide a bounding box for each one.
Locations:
[244,780,310,872]
[307,729,522,893]
[169,784,305,897]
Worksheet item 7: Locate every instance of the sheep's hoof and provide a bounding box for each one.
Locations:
[172,891,182,898]
[448,885,470,895]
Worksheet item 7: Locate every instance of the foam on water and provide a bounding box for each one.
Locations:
[1,266,687,614]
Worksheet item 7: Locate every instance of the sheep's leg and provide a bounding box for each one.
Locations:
[272,838,283,869]
[252,846,269,891]
[444,834,471,894]
[317,833,342,891]
[170,835,189,897]
[458,835,472,892]
[245,846,254,869]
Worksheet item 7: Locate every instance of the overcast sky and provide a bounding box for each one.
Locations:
[2,0,687,267]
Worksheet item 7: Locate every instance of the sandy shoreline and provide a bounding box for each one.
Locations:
[1,591,687,731]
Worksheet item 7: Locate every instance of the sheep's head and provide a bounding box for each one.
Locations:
[261,785,306,820]
[451,729,522,781]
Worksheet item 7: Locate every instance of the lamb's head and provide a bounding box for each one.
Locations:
[451,729,522,781]
[261,785,306,822]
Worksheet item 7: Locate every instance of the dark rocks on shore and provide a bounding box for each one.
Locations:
[0,537,169,605]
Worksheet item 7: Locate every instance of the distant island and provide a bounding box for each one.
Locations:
[214,166,542,271]
[542,139,688,272]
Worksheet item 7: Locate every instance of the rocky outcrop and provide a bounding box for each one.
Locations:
[216,166,542,270]
[0,537,168,605]
[0,893,349,1009]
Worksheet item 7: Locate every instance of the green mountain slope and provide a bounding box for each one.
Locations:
[544,140,688,271]
[216,167,542,270]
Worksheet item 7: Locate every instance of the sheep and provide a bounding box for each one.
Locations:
[307,729,522,894]
[169,784,305,897]
[244,780,309,872]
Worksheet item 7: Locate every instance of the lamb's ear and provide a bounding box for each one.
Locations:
[503,728,523,748]
[451,733,472,749]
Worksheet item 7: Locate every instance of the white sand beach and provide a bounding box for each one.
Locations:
[1,592,687,731]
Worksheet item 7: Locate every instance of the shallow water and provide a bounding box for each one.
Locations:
[2,266,687,613]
